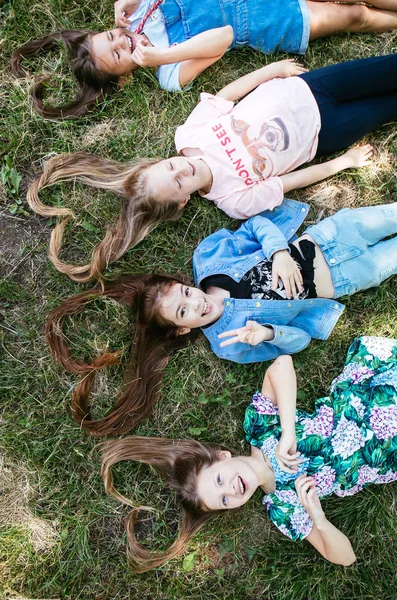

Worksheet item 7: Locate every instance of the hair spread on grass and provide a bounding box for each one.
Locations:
[45,275,199,436]
[101,436,224,572]
[11,31,120,119]
[27,153,183,282]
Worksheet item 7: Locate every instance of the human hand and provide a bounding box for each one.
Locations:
[343,144,374,168]
[275,430,301,472]
[295,475,325,524]
[218,320,274,347]
[272,250,303,299]
[268,58,308,79]
[132,41,163,67]
[114,0,141,28]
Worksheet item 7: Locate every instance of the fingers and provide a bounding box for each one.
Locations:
[276,456,302,472]
[293,270,304,298]
[114,1,130,27]
[218,325,251,347]
[271,269,280,292]
[272,269,303,299]
[219,334,241,348]
[295,475,316,504]
[218,328,240,339]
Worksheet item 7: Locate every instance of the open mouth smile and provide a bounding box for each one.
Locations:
[202,299,210,316]
[126,34,135,53]
[238,476,247,495]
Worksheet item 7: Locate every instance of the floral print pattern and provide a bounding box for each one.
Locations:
[244,337,397,542]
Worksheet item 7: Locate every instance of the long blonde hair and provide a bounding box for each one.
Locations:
[101,436,224,572]
[27,153,184,282]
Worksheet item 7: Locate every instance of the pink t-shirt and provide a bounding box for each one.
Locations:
[175,77,321,219]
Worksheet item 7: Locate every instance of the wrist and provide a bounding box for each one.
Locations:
[261,325,274,341]
[272,248,290,261]
[313,513,327,529]
[339,153,355,170]
[281,424,295,435]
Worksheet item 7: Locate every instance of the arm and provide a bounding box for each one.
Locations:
[131,26,234,67]
[280,145,373,193]
[217,59,308,103]
[262,355,302,471]
[218,320,311,357]
[178,55,224,88]
[296,476,356,566]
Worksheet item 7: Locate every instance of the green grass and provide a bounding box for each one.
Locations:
[1,0,397,598]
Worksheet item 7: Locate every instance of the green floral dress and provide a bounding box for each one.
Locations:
[244,337,397,541]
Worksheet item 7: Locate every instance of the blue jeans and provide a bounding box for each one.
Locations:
[299,55,397,156]
[304,203,397,298]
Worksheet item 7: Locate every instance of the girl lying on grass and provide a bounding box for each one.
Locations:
[12,0,397,117]
[45,201,397,435]
[100,336,397,571]
[28,54,397,281]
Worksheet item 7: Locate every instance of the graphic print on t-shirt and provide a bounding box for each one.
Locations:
[230,115,290,177]
[244,259,308,300]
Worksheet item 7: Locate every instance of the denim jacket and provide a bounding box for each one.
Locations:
[160,0,308,54]
[192,199,345,363]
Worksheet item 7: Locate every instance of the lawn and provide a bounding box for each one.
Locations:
[0,1,397,599]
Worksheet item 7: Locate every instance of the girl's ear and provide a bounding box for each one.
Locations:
[178,196,190,209]
[178,326,191,336]
[218,450,232,460]
[119,73,133,88]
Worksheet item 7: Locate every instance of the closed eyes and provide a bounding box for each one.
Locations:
[169,162,181,188]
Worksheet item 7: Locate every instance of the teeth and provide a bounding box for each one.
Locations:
[202,300,207,316]
[238,476,245,495]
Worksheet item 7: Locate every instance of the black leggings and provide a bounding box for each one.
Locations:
[299,54,397,157]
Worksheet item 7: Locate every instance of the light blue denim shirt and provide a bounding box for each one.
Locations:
[192,199,345,364]
[160,0,310,55]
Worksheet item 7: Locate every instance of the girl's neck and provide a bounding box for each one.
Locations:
[251,446,276,494]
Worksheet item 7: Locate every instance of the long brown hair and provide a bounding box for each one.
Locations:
[11,31,120,119]
[45,275,199,436]
[27,153,183,282]
[101,436,224,572]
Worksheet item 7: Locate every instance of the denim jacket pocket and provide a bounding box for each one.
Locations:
[161,0,181,26]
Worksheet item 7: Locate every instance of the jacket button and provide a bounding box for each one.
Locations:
[287,303,291,307]
[255,255,259,260]
[279,330,283,336]
[226,301,231,306]
[301,207,306,212]
[234,273,239,278]
[256,302,261,307]
[330,258,336,264]
[238,249,243,254]
[334,303,338,309]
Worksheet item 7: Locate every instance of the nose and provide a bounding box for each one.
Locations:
[115,31,127,50]
[175,164,189,177]
[190,296,200,312]
[228,480,237,496]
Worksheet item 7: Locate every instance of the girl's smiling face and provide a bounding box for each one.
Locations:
[196,453,261,510]
[91,28,143,76]
[159,283,223,332]
[147,157,213,206]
